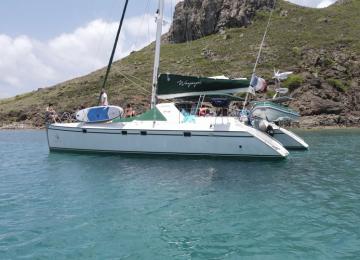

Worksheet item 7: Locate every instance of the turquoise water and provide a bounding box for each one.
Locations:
[0,130,360,259]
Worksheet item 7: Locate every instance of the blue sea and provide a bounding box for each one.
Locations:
[0,129,360,259]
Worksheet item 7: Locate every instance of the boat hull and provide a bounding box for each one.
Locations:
[251,102,299,122]
[270,124,309,150]
[47,124,288,158]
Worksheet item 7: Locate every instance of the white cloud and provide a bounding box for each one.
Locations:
[165,0,182,5]
[317,0,336,8]
[0,14,170,98]
[286,0,336,8]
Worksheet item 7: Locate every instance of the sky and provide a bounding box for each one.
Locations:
[0,0,336,98]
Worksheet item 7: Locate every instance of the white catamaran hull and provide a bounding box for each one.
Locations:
[270,123,309,150]
[47,124,288,158]
[47,103,289,158]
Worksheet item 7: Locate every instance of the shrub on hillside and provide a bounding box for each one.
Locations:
[266,90,276,98]
[327,78,348,92]
[282,75,304,91]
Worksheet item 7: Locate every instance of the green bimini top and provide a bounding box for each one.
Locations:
[112,108,167,123]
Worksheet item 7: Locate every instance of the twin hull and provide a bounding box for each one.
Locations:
[271,125,309,150]
[47,122,288,158]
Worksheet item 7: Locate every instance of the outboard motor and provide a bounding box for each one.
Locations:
[258,119,274,136]
[266,124,275,136]
[258,119,269,132]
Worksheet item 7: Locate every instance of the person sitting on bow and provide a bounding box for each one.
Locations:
[124,104,136,118]
[45,103,59,123]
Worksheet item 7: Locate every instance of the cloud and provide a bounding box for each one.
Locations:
[317,0,337,8]
[0,35,57,98]
[0,14,170,99]
[286,0,336,8]
[165,0,182,5]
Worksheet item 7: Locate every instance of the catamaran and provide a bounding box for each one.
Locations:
[46,0,289,158]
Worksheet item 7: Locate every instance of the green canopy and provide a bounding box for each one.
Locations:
[112,108,167,123]
[157,74,250,99]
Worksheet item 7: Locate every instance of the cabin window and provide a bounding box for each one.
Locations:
[140,131,147,136]
[82,129,87,133]
[184,132,191,137]
[121,131,127,135]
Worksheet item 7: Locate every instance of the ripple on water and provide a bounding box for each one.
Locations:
[0,130,360,258]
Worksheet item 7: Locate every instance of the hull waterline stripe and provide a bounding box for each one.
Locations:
[49,147,286,158]
[283,146,309,150]
[47,127,254,138]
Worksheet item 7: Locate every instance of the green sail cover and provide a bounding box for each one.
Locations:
[157,74,250,99]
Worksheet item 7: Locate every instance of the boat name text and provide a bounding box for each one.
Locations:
[177,80,201,88]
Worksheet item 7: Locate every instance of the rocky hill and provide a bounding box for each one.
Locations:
[0,0,359,128]
[167,0,275,43]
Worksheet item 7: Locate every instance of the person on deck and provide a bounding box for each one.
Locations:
[240,101,252,125]
[124,104,136,118]
[199,105,207,116]
[45,104,59,123]
[99,89,108,106]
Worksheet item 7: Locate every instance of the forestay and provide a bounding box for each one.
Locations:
[157,74,250,99]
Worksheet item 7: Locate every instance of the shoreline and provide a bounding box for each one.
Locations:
[0,123,44,130]
[1,122,360,131]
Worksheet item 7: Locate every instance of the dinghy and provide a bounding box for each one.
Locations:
[251,101,300,122]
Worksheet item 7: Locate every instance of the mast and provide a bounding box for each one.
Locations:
[101,0,129,92]
[151,0,165,109]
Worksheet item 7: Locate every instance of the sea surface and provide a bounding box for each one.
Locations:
[0,129,359,259]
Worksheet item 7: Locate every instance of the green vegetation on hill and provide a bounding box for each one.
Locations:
[0,0,359,127]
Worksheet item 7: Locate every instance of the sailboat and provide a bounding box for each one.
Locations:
[46,0,289,158]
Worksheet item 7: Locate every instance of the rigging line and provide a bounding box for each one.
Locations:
[118,73,152,94]
[182,1,226,77]
[170,0,174,25]
[121,81,151,97]
[184,1,227,75]
[183,0,200,75]
[101,0,129,92]
[117,71,152,94]
[93,0,121,63]
[120,71,151,86]
[120,2,162,76]
[243,0,277,110]
[253,0,277,74]
[132,0,151,51]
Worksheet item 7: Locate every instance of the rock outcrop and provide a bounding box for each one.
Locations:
[167,0,275,43]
